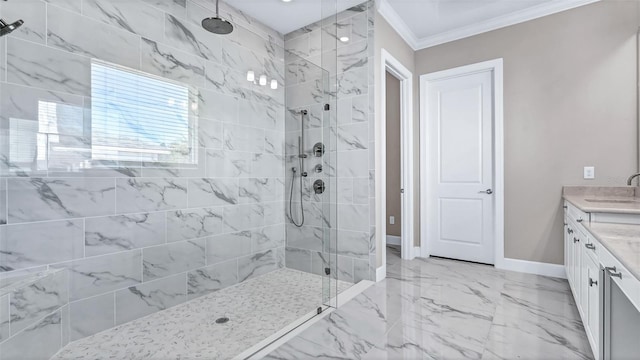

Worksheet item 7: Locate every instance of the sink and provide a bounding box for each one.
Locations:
[584,199,639,204]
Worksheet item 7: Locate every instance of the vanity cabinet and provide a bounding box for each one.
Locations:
[564,201,640,360]
[565,203,600,357]
[565,218,585,303]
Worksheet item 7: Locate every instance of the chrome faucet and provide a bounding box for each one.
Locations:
[627,173,640,185]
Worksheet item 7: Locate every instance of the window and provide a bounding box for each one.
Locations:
[90,60,197,165]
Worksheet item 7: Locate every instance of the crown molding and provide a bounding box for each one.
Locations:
[377,0,600,51]
[376,0,420,50]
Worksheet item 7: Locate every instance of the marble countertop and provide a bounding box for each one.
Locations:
[584,222,640,282]
[563,186,640,214]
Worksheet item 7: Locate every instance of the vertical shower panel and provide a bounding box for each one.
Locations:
[284,0,377,288]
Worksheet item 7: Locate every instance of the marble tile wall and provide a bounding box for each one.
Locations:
[283,1,376,283]
[0,269,69,360]
[0,0,287,343]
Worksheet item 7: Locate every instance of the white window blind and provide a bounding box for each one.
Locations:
[91,60,196,165]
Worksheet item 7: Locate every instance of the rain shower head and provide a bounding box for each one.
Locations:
[202,17,233,35]
[202,0,233,35]
[0,18,23,37]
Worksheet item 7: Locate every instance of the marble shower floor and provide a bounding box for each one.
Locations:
[53,268,352,360]
[264,246,593,360]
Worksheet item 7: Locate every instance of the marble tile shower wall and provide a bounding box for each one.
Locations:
[284,1,375,283]
[0,269,69,359]
[0,0,287,343]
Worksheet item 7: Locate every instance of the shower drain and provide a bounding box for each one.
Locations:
[215,317,230,324]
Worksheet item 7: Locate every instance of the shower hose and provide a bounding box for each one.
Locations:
[289,158,305,227]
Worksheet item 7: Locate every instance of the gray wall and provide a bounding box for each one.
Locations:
[374,13,416,266]
[0,0,286,343]
[385,72,401,237]
[414,0,639,264]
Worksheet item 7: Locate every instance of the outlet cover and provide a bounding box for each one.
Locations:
[584,166,595,180]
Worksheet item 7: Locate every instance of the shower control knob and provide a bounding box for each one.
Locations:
[313,143,325,157]
[313,180,325,194]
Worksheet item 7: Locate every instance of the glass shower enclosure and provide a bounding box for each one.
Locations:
[284,53,337,310]
[0,0,343,358]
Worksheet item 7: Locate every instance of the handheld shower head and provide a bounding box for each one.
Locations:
[0,18,23,37]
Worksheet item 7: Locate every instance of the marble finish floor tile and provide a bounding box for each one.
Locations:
[265,247,593,360]
[52,269,352,360]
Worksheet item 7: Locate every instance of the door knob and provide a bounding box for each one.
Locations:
[479,189,493,195]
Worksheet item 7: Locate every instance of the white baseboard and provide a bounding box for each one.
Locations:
[386,241,563,279]
[412,246,421,260]
[375,264,386,282]
[497,258,567,279]
[386,235,401,246]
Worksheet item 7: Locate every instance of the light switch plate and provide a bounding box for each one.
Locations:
[584,166,595,180]
[389,216,395,225]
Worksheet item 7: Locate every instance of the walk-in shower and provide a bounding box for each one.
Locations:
[0,0,375,358]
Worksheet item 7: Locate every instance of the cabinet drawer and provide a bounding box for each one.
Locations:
[598,245,640,312]
[567,202,589,224]
[591,212,640,225]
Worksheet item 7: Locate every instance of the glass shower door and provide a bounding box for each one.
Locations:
[321,0,339,308]
[320,64,337,308]
[283,48,337,311]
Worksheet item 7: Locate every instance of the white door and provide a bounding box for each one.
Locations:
[425,69,495,264]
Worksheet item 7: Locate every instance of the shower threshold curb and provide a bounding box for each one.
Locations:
[237,280,374,360]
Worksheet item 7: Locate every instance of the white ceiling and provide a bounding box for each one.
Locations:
[227,0,366,35]
[390,0,556,39]
[378,0,600,49]
[229,0,600,49]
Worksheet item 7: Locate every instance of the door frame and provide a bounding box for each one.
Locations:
[419,58,505,267]
[378,49,415,280]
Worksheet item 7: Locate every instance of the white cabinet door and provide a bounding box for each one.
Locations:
[572,226,582,305]
[580,243,590,317]
[566,220,575,289]
[586,254,600,357]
